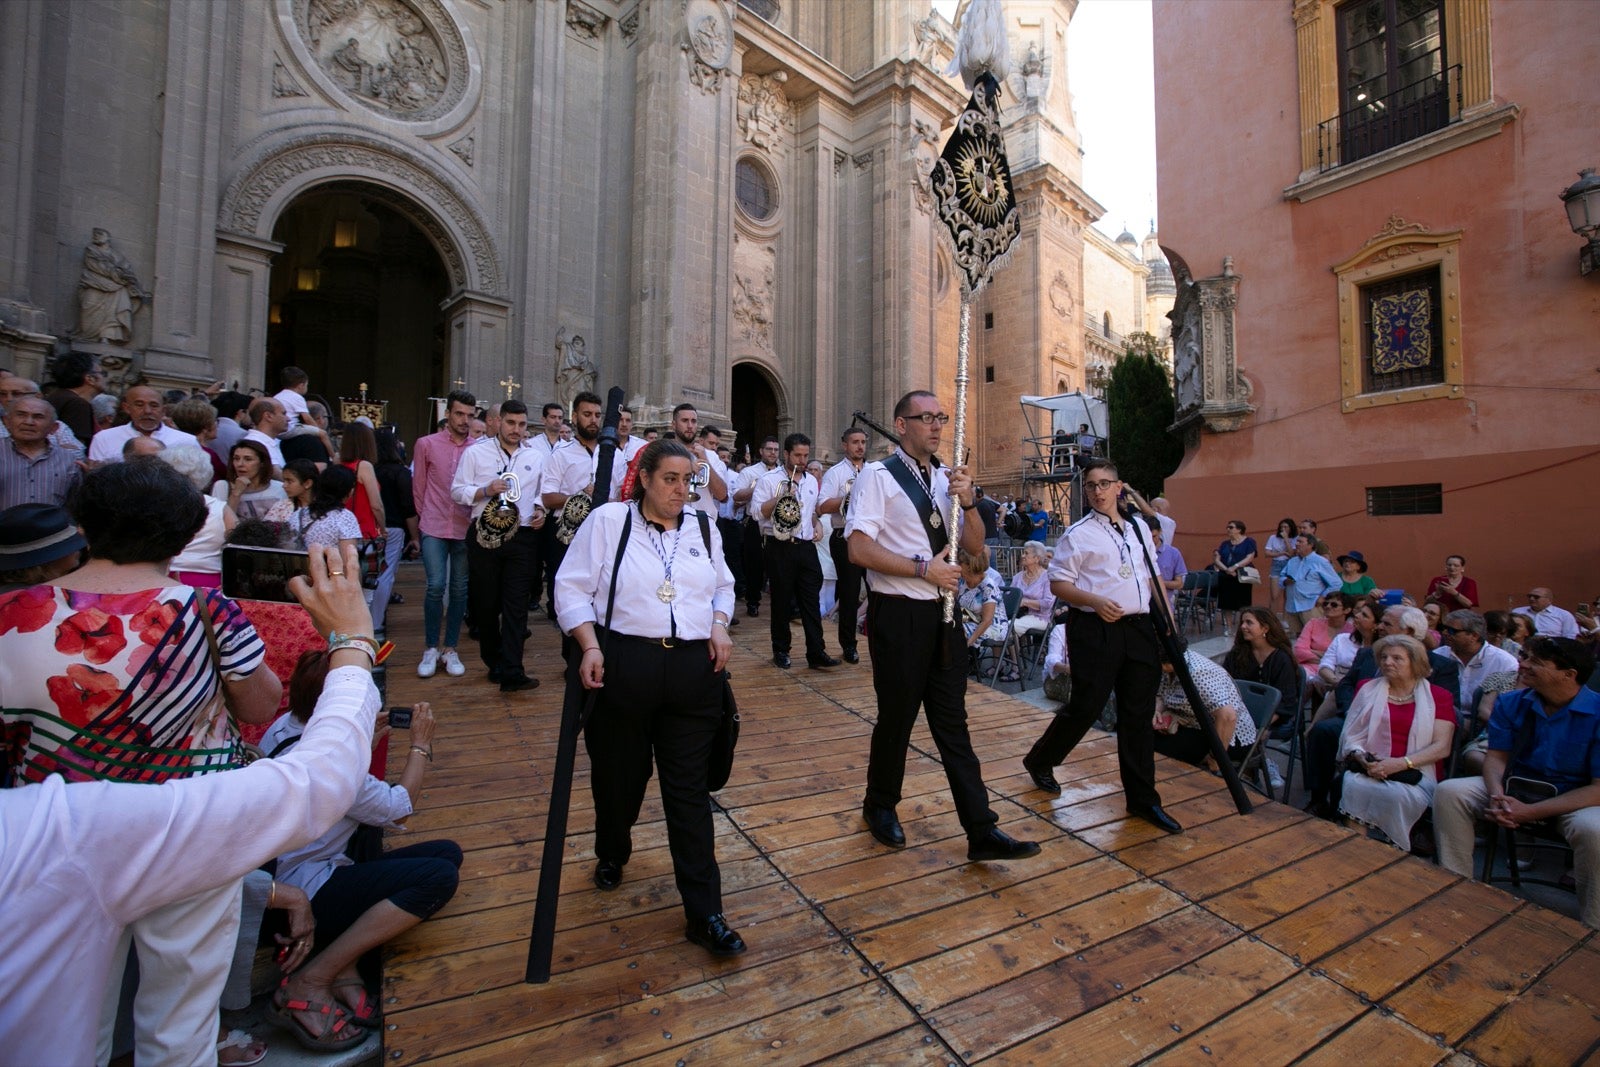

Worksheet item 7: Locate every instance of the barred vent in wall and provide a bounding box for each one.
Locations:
[1366,483,1442,516]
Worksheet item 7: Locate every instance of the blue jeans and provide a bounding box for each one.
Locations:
[369,527,406,633]
[421,534,468,649]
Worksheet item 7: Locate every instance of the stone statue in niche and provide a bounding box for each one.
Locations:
[74,229,148,345]
[555,327,597,414]
[1018,43,1046,104]
[306,0,447,114]
[738,72,791,152]
[913,15,950,68]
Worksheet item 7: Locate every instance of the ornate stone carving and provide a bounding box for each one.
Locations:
[852,151,873,171]
[75,229,149,344]
[272,56,309,98]
[296,0,467,122]
[910,129,937,216]
[619,6,641,44]
[555,327,597,413]
[447,131,474,166]
[737,72,791,152]
[221,132,503,295]
[1012,42,1047,108]
[1048,270,1075,320]
[1169,257,1253,434]
[732,235,775,352]
[911,119,939,146]
[566,1,608,41]
[683,0,731,95]
[833,148,847,175]
[912,14,950,69]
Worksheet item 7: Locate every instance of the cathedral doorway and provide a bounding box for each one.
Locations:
[730,361,781,462]
[266,184,450,445]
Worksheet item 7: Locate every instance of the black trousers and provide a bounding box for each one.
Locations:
[864,593,997,836]
[829,531,863,653]
[1304,714,1345,807]
[531,519,558,612]
[1026,611,1162,810]
[741,519,766,610]
[717,516,746,601]
[467,525,536,679]
[764,537,826,660]
[580,634,724,921]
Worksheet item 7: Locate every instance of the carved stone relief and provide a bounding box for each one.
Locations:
[1048,271,1074,320]
[296,0,466,121]
[272,56,309,98]
[447,132,474,167]
[619,6,641,44]
[737,73,791,152]
[732,234,775,352]
[683,0,732,95]
[1168,256,1253,434]
[910,121,938,216]
[555,327,597,412]
[1011,42,1047,108]
[566,1,608,40]
[912,14,951,69]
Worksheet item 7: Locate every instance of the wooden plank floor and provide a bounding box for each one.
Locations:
[374,564,1598,1064]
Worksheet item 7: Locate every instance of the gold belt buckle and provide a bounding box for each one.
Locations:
[660,637,678,649]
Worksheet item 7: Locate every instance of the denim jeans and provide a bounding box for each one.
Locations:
[369,527,406,633]
[421,534,468,649]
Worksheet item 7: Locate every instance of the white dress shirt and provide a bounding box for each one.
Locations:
[87,423,201,463]
[1438,641,1520,705]
[749,463,819,540]
[450,436,546,524]
[1513,604,1580,639]
[243,428,285,469]
[842,451,956,601]
[734,462,774,519]
[539,441,599,501]
[1050,509,1160,616]
[555,501,736,639]
[819,459,864,536]
[1318,632,1364,678]
[526,432,568,461]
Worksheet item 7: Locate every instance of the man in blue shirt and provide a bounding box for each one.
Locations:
[1281,533,1341,634]
[1027,500,1048,544]
[1435,637,1600,926]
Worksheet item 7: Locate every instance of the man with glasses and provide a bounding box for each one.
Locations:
[1438,610,1517,706]
[1022,457,1181,834]
[1434,637,1600,926]
[1515,588,1580,639]
[845,390,1040,862]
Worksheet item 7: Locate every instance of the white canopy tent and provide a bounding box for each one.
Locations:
[1019,392,1109,441]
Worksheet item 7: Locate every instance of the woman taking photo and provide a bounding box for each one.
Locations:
[1223,606,1301,731]
[1264,518,1297,622]
[1212,520,1256,628]
[555,439,742,957]
[226,440,286,522]
[1337,634,1455,850]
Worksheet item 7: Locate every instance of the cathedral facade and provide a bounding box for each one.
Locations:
[0,0,1127,473]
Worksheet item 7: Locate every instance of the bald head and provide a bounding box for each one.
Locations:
[0,377,40,413]
[121,386,164,433]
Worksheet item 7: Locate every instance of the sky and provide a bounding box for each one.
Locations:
[933,0,1158,239]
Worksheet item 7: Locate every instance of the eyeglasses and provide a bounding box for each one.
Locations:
[1084,480,1120,492]
[1438,626,1461,636]
[1527,593,1547,600]
[904,412,950,426]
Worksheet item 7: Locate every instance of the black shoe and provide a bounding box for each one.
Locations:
[747,604,759,617]
[1127,804,1183,834]
[772,652,791,669]
[500,675,540,693]
[592,860,622,891]
[545,606,557,621]
[862,804,905,848]
[842,648,859,664]
[807,655,841,670]
[967,827,1043,862]
[487,668,503,684]
[686,913,746,957]
[1023,758,1061,795]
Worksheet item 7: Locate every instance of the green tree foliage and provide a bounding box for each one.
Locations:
[1106,346,1183,495]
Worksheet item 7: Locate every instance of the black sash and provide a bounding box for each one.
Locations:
[884,454,948,558]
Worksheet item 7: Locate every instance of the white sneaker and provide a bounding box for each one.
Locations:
[441,650,466,677]
[1267,763,1285,790]
[417,649,440,678]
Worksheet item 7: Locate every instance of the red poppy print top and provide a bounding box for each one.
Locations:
[0,584,266,784]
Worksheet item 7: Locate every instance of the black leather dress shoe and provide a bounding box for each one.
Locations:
[1023,758,1061,795]
[1128,804,1183,834]
[842,648,859,664]
[500,675,540,694]
[686,913,746,956]
[486,668,502,684]
[772,652,791,669]
[592,860,623,891]
[747,604,760,617]
[967,827,1042,862]
[807,655,841,669]
[862,804,905,848]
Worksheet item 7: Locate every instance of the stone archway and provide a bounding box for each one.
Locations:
[730,360,785,461]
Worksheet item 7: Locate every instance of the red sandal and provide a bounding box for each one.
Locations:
[270,981,368,1052]
[333,978,382,1027]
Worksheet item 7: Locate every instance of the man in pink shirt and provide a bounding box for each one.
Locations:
[412,389,477,678]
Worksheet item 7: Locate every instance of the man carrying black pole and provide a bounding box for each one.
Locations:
[1023,457,1182,834]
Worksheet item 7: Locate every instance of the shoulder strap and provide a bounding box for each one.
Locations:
[883,455,948,557]
[601,508,632,633]
[267,732,301,758]
[694,509,712,553]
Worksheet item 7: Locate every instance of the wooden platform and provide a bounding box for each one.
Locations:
[375,564,1599,1064]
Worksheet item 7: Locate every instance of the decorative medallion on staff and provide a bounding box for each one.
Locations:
[930,0,1020,621]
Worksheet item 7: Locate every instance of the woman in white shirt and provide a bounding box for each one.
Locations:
[1314,599,1378,723]
[163,445,235,588]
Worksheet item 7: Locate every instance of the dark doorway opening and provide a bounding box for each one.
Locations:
[730,362,780,463]
[267,184,450,446]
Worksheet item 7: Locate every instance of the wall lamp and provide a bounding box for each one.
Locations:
[1560,168,1600,276]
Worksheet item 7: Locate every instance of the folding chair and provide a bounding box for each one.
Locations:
[974,586,1025,686]
[1231,680,1282,800]
[1262,678,1314,799]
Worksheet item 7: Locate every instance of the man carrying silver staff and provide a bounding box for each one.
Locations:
[845,391,1041,862]
[818,426,868,664]
[539,391,605,617]
[452,398,547,693]
[750,433,837,670]
[732,435,780,618]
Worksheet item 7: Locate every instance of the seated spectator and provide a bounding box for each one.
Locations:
[1515,587,1581,638]
[1153,645,1255,770]
[1577,599,1600,644]
[1434,637,1600,927]
[1152,526,1187,613]
[1264,518,1297,621]
[263,652,459,1050]
[1337,551,1376,597]
[0,544,377,1067]
[1424,554,1479,611]
[1455,668,1523,776]
[1008,541,1053,635]
[1282,534,1342,635]
[1041,621,1068,686]
[0,502,86,587]
[163,445,236,589]
[1421,601,1444,649]
[1223,607,1301,733]
[1338,635,1455,851]
[228,440,287,522]
[288,465,363,551]
[1484,610,1517,656]
[959,547,1012,679]
[1507,612,1537,651]
[1296,592,1355,684]
[226,519,326,744]
[1315,599,1378,722]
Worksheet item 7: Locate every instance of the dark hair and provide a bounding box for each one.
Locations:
[783,432,811,453]
[1483,609,1512,640]
[573,391,603,411]
[502,399,529,418]
[288,649,330,722]
[70,458,207,565]
[227,518,281,548]
[1276,517,1298,539]
[280,366,309,388]
[309,464,356,522]
[1446,553,1467,567]
[338,420,377,465]
[1080,457,1118,480]
[672,402,697,419]
[228,440,273,488]
[1322,591,1357,614]
[630,439,694,502]
[375,426,405,466]
[761,435,780,448]
[282,457,319,491]
[841,427,867,441]
[213,391,252,421]
[892,390,938,420]
[541,402,564,418]
[1522,636,1596,683]
[1223,607,1293,677]
[49,351,96,390]
[698,424,721,440]
[444,389,476,411]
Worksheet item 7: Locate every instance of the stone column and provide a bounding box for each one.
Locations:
[0,0,52,358]
[210,232,283,393]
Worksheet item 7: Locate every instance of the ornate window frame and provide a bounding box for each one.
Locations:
[733,154,782,237]
[1334,217,1462,412]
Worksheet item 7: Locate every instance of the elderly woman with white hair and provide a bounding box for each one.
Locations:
[163,445,237,588]
[1338,634,1456,849]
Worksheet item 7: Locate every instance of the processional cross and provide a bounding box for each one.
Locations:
[500,375,520,400]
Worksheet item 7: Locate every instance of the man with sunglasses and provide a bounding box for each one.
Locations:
[1022,457,1180,834]
[1514,588,1580,639]
[1437,610,1517,706]
[1434,637,1600,926]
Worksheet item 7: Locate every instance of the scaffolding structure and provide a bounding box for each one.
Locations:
[1018,392,1110,526]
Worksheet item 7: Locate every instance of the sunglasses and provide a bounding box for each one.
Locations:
[1438,626,1461,636]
